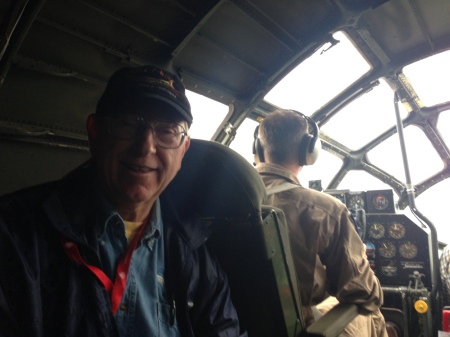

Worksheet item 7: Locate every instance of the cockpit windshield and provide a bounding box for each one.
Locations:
[188,31,450,244]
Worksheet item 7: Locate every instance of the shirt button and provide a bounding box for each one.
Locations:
[120,303,127,311]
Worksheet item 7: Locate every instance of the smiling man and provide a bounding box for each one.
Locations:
[0,65,245,337]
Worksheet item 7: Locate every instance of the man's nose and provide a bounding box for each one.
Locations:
[134,127,157,154]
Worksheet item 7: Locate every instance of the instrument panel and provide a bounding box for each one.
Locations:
[326,189,396,214]
[325,188,432,289]
[364,213,431,288]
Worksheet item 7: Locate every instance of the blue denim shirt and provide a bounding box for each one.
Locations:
[96,196,180,337]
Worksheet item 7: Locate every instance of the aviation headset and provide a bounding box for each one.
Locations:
[252,112,321,166]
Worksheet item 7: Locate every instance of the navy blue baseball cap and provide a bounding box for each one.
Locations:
[96,65,193,125]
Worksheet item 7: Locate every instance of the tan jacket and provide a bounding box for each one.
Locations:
[256,162,384,327]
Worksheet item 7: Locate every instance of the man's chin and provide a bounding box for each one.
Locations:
[122,186,160,205]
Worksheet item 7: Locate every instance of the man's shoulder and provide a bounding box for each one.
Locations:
[0,181,60,242]
[160,194,212,250]
[1,161,93,204]
[0,181,58,211]
[292,185,346,208]
[0,163,96,230]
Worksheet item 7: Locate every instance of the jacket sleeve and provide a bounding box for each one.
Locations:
[321,208,384,314]
[0,195,44,337]
[0,219,22,336]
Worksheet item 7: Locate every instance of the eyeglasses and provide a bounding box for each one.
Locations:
[103,115,187,149]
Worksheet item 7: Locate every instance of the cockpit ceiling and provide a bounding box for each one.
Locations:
[1,0,450,138]
[362,1,450,58]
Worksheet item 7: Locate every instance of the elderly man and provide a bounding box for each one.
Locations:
[0,64,244,337]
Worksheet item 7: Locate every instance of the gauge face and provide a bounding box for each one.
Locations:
[372,194,389,210]
[388,223,405,239]
[348,195,364,210]
[399,241,418,259]
[378,240,396,258]
[369,222,385,239]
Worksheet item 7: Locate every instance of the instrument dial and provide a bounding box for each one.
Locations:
[399,241,418,259]
[372,194,389,210]
[378,240,396,258]
[388,223,405,239]
[368,222,385,239]
[348,195,365,210]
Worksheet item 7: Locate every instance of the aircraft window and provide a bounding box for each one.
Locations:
[438,109,450,146]
[368,125,443,184]
[229,117,259,164]
[298,149,342,189]
[321,79,408,149]
[402,50,450,107]
[185,90,228,140]
[263,31,370,115]
[338,170,393,192]
[415,179,450,244]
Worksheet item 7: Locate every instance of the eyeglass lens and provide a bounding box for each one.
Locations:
[106,115,186,148]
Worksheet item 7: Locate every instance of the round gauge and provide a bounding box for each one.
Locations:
[388,223,405,239]
[378,241,396,258]
[399,241,418,259]
[348,195,364,210]
[368,222,385,239]
[372,194,389,211]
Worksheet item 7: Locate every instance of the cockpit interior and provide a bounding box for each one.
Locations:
[1,0,450,336]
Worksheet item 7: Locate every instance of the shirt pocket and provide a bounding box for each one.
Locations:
[158,302,181,337]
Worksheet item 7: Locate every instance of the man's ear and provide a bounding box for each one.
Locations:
[86,114,97,140]
[86,114,99,157]
[182,135,190,155]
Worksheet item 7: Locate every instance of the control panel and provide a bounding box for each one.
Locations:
[365,213,431,288]
[325,189,432,289]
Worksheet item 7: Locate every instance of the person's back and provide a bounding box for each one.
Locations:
[253,109,387,337]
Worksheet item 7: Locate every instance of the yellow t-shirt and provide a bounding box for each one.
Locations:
[123,220,145,244]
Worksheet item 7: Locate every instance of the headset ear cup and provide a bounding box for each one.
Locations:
[252,125,265,164]
[299,134,320,166]
[299,134,312,166]
[256,138,265,163]
[299,115,320,166]
[307,137,321,165]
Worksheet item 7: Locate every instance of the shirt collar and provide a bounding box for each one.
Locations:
[255,162,301,185]
[93,182,162,240]
[145,198,163,241]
